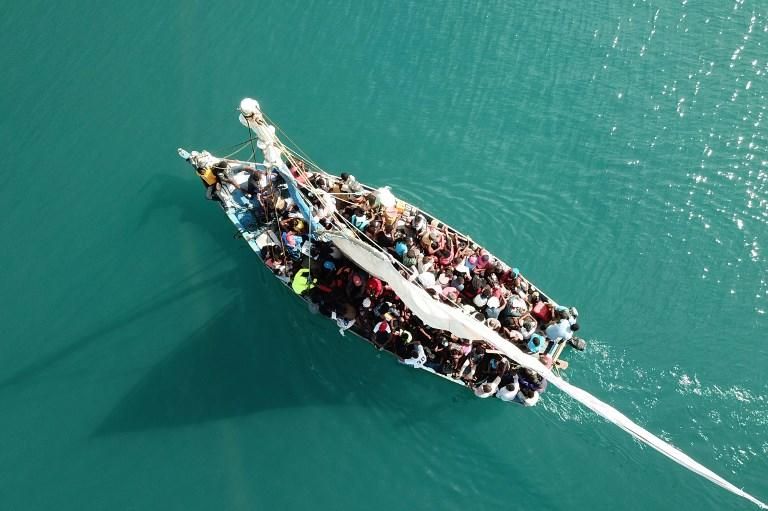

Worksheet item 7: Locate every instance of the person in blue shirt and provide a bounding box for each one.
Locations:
[394,237,410,259]
[351,208,371,231]
[281,230,304,260]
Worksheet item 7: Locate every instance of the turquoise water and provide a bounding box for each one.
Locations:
[2,1,767,509]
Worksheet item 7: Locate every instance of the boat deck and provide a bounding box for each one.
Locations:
[204,158,574,400]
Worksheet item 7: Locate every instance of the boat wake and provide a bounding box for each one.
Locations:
[544,339,768,472]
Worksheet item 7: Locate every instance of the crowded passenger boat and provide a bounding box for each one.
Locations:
[174,98,768,508]
[178,98,586,407]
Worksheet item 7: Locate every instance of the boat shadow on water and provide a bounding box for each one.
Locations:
[89,172,540,486]
[0,174,234,393]
[91,299,330,437]
[91,174,342,435]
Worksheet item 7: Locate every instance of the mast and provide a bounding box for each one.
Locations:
[238,98,283,165]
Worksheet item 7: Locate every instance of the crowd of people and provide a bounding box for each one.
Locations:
[194,153,586,406]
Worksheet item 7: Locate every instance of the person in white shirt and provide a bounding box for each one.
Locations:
[545,318,573,341]
[474,375,501,398]
[545,318,579,355]
[519,319,537,339]
[496,375,520,402]
[337,317,355,336]
[520,387,540,406]
[331,310,356,336]
[473,287,491,308]
[401,342,427,368]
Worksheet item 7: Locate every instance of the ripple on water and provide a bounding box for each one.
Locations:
[545,337,768,470]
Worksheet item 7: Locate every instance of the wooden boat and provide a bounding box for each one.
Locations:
[175,98,766,508]
[178,102,584,404]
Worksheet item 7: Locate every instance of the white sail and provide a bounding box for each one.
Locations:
[325,231,767,510]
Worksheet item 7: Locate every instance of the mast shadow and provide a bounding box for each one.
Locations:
[0,266,232,392]
[0,174,241,393]
[91,300,335,436]
[132,173,218,234]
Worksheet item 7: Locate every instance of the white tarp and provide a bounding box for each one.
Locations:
[326,231,767,510]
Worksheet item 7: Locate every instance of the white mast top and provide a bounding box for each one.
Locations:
[238,98,283,165]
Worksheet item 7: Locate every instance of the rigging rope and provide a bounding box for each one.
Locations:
[221,139,253,160]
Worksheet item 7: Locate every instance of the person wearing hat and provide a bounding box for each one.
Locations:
[437,269,453,287]
[453,264,467,277]
[485,317,502,331]
[345,271,367,301]
[316,259,337,282]
[504,267,527,293]
[484,292,505,320]
[391,328,413,358]
[365,276,384,298]
[280,216,302,232]
[371,319,392,350]
[393,237,410,259]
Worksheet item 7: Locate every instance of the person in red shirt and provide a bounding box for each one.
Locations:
[366,277,383,298]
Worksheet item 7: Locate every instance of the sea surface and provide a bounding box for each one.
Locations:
[2,1,767,510]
